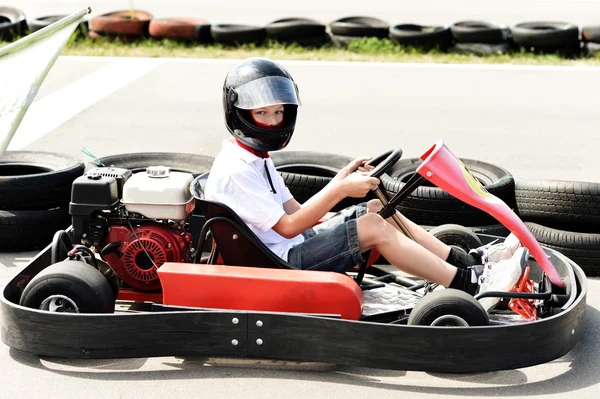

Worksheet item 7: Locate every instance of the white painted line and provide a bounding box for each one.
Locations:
[59,55,600,72]
[7,58,165,150]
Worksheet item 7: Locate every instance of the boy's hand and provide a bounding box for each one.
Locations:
[338,172,380,198]
[334,156,374,181]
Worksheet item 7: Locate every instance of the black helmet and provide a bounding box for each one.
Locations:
[223,57,301,152]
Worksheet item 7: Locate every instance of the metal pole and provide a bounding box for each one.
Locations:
[373,188,416,241]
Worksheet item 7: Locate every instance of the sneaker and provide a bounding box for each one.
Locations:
[470,233,521,265]
[476,246,529,312]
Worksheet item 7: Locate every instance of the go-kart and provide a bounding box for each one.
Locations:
[0,140,586,373]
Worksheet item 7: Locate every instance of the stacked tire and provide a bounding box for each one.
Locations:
[450,21,511,55]
[329,16,389,47]
[0,152,84,251]
[510,21,580,57]
[389,24,452,51]
[515,179,600,276]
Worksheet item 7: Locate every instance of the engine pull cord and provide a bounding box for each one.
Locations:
[126,217,158,269]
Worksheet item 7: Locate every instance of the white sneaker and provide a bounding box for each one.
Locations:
[471,233,521,265]
[477,246,529,312]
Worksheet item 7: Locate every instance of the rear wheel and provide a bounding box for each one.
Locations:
[19,260,115,313]
[408,289,489,326]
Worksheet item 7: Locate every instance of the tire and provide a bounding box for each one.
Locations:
[525,222,600,277]
[510,22,579,48]
[88,10,152,37]
[148,18,211,41]
[0,151,84,210]
[0,207,72,251]
[514,179,600,233]
[0,6,27,41]
[389,24,452,50]
[329,16,389,38]
[450,21,510,44]
[87,152,215,177]
[19,260,115,313]
[271,151,372,211]
[265,18,327,44]
[408,289,489,326]
[428,224,483,253]
[582,25,600,43]
[584,42,600,57]
[453,42,511,55]
[28,15,88,36]
[381,158,515,226]
[210,24,266,45]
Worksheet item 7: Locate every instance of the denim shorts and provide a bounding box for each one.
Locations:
[287,203,368,273]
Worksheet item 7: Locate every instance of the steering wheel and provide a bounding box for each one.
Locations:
[354,149,402,285]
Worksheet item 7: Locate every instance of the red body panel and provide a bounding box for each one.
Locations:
[158,263,364,320]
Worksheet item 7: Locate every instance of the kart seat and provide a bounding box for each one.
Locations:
[191,172,297,270]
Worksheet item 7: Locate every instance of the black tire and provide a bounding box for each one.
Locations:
[0,6,27,41]
[510,22,579,48]
[584,42,600,57]
[525,222,600,277]
[329,16,389,38]
[381,158,515,226]
[389,24,452,50]
[265,18,326,43]
[19,260,115,313]
[87,152,215,177]
[428,224,483,253]
[582,25,600,43]
[0,207,72,251]
[453,42,510,55]
[271,151,373,211]
[450,21,510,44]
[210,24,266,45]
[408,289,489,326]
[514,179,600,233]
[330,33,365,47]
[28,15,88,36]
[0,151,84,210]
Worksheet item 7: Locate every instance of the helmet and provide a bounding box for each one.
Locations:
[223,57,301,152]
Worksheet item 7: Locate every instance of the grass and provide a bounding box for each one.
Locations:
[8,32,600,65]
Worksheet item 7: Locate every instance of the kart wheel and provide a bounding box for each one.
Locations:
[19,260,115,313]
[408,289,489,327]
[428,224,483,253]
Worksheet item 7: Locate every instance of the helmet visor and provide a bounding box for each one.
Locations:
[234,76,301,110]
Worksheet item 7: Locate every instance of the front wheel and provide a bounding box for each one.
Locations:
[408,289,489,326]
[19,260,115,313]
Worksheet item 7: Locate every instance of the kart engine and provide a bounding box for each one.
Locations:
[69,166,196,291]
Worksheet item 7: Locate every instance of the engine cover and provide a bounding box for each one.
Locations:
[102,223,192,291]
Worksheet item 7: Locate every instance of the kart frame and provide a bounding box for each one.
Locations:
[0,232,586,373]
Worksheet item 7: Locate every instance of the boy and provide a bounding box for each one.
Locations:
[206,57,526,312]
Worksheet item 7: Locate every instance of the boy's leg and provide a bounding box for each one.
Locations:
[365,199,450,260]
[365,199,521,267]
[356,212,457,286]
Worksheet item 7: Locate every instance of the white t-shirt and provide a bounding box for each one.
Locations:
[205,139,305,261]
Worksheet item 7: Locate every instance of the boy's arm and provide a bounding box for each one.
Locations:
[273,173,379,239]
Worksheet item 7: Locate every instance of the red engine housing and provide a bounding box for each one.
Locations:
[102,223,192,291]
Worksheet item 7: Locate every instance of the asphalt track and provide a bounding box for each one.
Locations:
[15,0,600,26]
[1,57,600,397]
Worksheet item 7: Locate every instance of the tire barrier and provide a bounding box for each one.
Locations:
[0,6,27,41]
[149,18,211,42]
[381,158,515,226]
[0,151,85,252]
[265,18,329,46]
[27,15,88,36]
[5,8,600,58]
[389,24,452,51]
[88,10,153,39]
[510,22,580,56]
